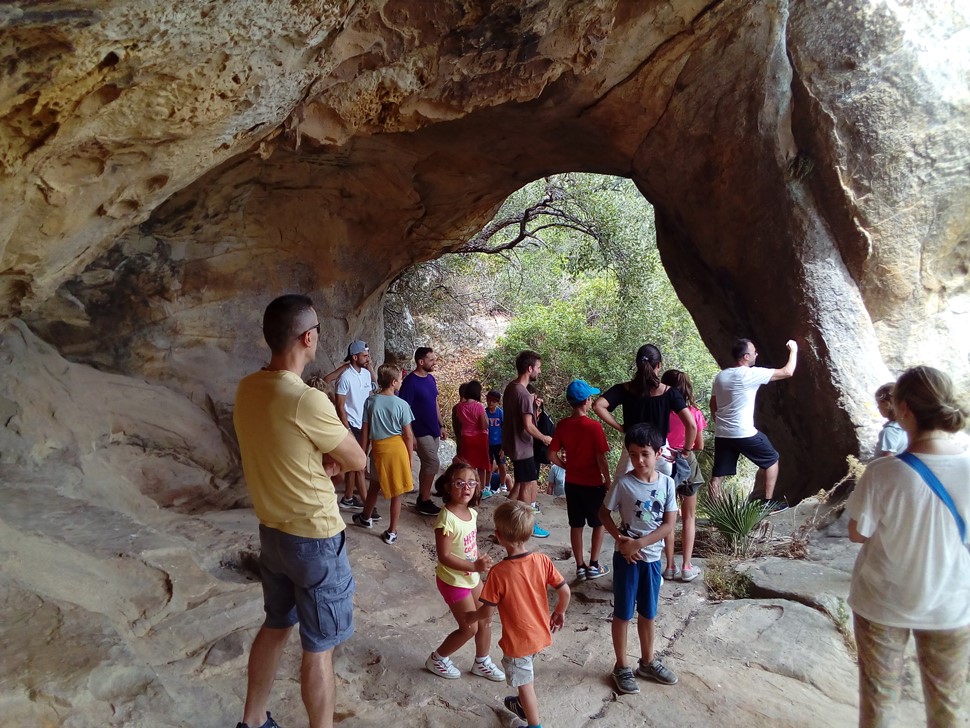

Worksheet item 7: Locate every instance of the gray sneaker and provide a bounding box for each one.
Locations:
[612,666,640,694]
[637,658,678,685]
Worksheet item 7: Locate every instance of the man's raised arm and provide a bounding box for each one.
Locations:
[770,340,798,381]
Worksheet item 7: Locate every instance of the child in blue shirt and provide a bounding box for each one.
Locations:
[486,390,507,495]
[599,422,679,694]
[874,382,907,457]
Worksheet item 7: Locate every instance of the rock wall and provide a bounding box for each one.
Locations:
[3,0,970,724]
[1,0,968,538]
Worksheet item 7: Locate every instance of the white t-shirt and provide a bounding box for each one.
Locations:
[711,366,773,438]
[335,365,375,429]
[603,471,677,562]
[846,452,970,629]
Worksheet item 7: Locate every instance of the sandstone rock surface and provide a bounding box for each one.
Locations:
[2,1,969,502]
[0,343,937,728]
[2,2,969,725]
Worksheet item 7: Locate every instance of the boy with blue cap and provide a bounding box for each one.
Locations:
[548,379,612,581]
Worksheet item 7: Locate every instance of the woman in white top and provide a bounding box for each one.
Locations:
[847,366,970,728]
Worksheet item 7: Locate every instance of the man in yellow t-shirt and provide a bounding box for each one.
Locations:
[233,294,366,728]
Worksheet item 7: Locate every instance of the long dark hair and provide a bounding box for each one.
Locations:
[661,368,697,409]
[628,344,662,397]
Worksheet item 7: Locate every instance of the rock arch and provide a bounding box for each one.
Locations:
[3,1,968,502]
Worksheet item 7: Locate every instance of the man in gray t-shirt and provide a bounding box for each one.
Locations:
[502,350,552,538]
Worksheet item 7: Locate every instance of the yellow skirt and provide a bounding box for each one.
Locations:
[371,435,415,500]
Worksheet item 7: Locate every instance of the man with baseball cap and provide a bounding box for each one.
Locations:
[549,379,612,580]
[335,339,377,511]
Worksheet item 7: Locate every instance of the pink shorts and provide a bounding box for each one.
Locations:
[436,576,473,605]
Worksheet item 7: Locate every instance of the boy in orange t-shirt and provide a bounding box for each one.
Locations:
[468,500,570,728]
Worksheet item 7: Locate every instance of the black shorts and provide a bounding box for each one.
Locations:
[712,433,779,476]
[489,443,505,465]
[565,483,607,528]
[512,457,538,483]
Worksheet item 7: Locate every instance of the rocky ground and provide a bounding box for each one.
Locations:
[3,476,937,727]
[0,322,944,727]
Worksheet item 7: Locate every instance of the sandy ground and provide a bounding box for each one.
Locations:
[204,490,902,728]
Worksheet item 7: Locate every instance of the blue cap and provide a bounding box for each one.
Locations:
[566,379,600,405]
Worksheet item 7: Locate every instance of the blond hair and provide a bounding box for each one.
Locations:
[894,366,967,433]
[305,373,336,404]
[493,500,535,544]
[875,382,896,419]
[378,363,401,389]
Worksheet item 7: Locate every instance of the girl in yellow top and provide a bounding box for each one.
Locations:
[425,460,505,682]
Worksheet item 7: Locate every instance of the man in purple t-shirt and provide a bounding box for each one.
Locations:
[398,347,443,516]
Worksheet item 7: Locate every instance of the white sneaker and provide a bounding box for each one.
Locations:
[471,656,506,682]
[425,652,460,679]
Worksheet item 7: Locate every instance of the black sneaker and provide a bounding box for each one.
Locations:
[339,496,364,512]
[352,513,373,529]
[416,498,441,516]
[236,712,281,728]
[371,508,382,521]
[767,498,789,514]
[503,695,526,720]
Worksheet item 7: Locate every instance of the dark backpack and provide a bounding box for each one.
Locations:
[533,410,556,465]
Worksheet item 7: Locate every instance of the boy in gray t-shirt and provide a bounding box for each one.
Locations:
[599,423,679,695]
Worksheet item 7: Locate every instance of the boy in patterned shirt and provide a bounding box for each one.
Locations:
[599,422,679,694]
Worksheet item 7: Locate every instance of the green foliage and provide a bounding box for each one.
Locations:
[476,175,718,433]
[701,490,773,553]
[704,554,753,601]
[387,173,719,460]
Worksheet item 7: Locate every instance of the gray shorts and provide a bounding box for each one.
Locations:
[258,525,355,653]
[676,451,704,497]
[415,435,440,480]
[502,653,536,687]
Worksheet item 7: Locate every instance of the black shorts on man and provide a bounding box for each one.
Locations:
[511,456,538,483]
[712,432,779,476]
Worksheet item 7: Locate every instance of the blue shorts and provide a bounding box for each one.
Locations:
[258,525,355,652]
[712,432,779,476]
[611,555,662,621]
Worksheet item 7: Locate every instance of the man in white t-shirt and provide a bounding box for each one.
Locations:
[335,340,377,511]
[708,338,797,509]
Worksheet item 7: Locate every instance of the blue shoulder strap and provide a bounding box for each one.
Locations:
[897,451,968,545]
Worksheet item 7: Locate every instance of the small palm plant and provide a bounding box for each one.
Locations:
[701,490,773,554]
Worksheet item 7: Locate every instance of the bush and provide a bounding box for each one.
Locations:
[701,490,773,554]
